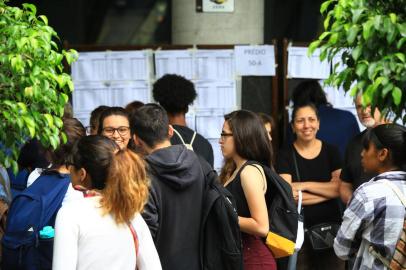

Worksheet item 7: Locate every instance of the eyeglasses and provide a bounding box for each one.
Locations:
[220,132,233,140]
[102,126,130,136]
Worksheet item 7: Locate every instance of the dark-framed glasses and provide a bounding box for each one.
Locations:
[102,126,130,136]
[220,132,233,140]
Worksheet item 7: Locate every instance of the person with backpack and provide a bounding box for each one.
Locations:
[2,117,86,270]
[152,74,214,167]
[219,110,277,270]
[52,135,161,270]
[334,124,406,270]
[130,103,207,270]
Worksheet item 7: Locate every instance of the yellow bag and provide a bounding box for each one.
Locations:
[265,231,296,258]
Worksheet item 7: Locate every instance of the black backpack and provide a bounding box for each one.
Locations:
[198,159,243,270]
[245,161,300,257]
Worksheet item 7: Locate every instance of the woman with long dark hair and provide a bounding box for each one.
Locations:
[53,135,161,270]
[334,124,406,269]
[219,110,276,270]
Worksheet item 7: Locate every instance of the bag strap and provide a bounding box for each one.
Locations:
[127,221,139,270]
[173,128,186,145]
[189,131,197,146]
[246,163,267,193]
[380,180,406,207]
[292,148,301,182]
[173,128,196,149]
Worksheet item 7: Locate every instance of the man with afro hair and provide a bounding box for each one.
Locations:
[153,74,214,167]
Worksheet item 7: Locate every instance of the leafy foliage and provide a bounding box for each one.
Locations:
[0,1,78,172]
[309,0,406,121]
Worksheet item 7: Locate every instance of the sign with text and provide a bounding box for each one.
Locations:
[234,45,276,76]
[202,0,234,13]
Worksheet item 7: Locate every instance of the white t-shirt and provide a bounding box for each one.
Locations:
[53,197,161,270]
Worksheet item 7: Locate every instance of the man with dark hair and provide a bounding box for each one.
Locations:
[153,74,214,167]
[130,103,206,270]
[287,80,360,157]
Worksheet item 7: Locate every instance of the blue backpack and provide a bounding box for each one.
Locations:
[2,170,70,270]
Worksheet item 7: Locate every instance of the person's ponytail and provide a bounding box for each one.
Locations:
[100,149,149,224]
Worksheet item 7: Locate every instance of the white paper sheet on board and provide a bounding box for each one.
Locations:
[194,80,237,109]
[195,50,235,80]
[288,47,330,79]
[154,50,194,79]
[72,51,152,82]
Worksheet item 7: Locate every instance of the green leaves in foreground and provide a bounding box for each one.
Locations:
[0,1,78,172]
[309,0,406,121]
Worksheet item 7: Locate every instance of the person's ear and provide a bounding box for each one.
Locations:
[78,168,87,183]
[133,134,141,146]
[168,125,174,139]
[378,148,389,162]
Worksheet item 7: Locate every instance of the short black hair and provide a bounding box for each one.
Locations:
[130,103,169,148]
[292,80,329,107]
[152,74,197,114]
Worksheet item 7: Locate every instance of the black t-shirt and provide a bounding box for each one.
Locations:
[170,125,214,167]
[340,130,376,190]
[276,142,342,228]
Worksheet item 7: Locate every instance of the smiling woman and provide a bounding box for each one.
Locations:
[97,107,131,150]
[276,103,344,270]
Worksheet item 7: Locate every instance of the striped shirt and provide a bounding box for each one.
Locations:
[334,171,406,270]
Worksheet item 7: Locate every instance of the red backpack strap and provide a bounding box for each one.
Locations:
[127,221,139,268]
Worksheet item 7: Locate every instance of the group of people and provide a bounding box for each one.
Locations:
[0,75,405,270]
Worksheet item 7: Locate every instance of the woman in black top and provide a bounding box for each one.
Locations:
[276,103,343,270]
[219,110,276,270]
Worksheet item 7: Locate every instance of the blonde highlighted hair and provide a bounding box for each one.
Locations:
[101,149,150,224]
[69,135,149,225]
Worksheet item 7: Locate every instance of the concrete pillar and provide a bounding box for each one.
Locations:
[172,0,264,44]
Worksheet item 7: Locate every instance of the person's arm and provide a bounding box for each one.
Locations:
[134,215,162,270]
[334,189,372,260]
[279,173,334,205]
[52,207,79,270]
[339,181,354,205]
[291,169,341,199]
[141,181,160,241]
[238,165,269,237]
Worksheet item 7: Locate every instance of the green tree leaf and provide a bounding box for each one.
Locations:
[392,87,402,106]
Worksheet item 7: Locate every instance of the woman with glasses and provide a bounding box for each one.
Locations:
[276,103,343,270]
[219,110,276,270]
[53,135,161,270]
[98,107,131,149]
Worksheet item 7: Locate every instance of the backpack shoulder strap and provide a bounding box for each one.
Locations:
[173,128,187,145]
[380,180,406,207]
[243,162,267,192]
[189,131,197,146]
